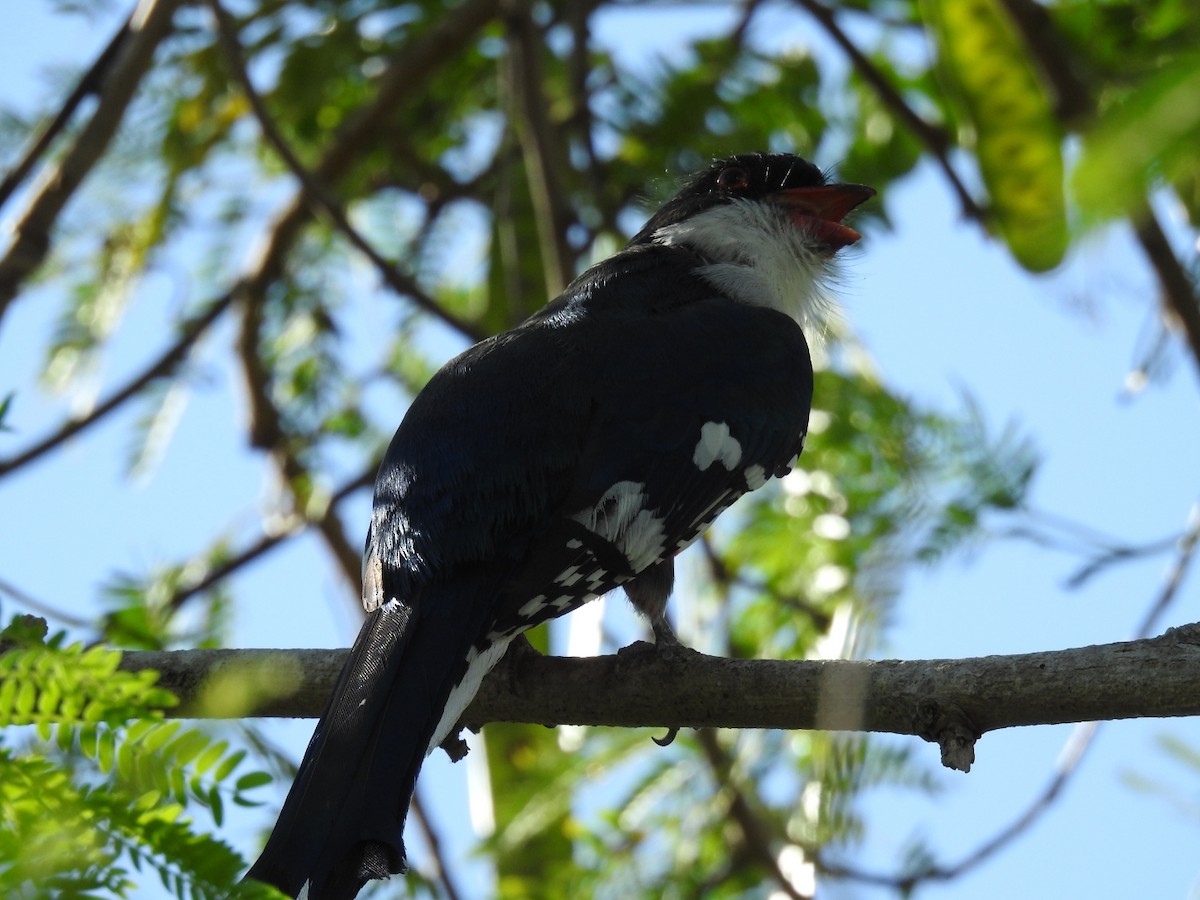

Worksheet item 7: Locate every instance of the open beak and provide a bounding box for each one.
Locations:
[773,184,876,253]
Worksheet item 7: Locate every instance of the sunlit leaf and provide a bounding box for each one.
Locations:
[923,0,1067,270]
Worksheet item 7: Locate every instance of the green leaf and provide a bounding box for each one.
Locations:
[193,739,228,777]
[213,748,246,783]
[1074,51,1200,221]
[0,392,14,432]
[923,0,1067,270]
[233,770,272,792]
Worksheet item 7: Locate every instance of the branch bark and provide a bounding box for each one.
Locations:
[118,623,1200,772]
[0,0,184,320]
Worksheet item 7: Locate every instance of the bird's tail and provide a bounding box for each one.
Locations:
[245,583,493,899]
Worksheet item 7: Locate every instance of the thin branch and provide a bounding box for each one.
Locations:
[0,575,95,630]
[0,11,133,210]
[820,502,1200,890]
[117,624,1200,754]
[206,0,485,344]
[0,0,185,321]
[0,0,509,478]
[232,288,363,596]
[1134,208,1200,389]
[166,468,375,612]
[696,728,810,900]
[504,9,576,298]
[989,0,1200,387]
[994,0,1092,124]
[195,0,520,601]
[699,534,832,632]
[410,788,466,900]
[0,292,234,479]
[792,0,986,223]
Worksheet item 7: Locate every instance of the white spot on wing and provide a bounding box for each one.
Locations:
[517,594,548,618]
[693,421,742,471]
[744,464,767,490]
[690,488,733,529]
[572,481,666,575]
[552,594,579,610]
[430,636,515,755]
[554,566,582,586]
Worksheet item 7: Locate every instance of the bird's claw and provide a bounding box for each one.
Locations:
[652,726,680,747]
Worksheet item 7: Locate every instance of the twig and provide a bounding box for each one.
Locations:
[0,292,233,479]
[994,0,1092,124]
[410,789,465,900]
[699,534,833,632]
[696,728,811,899]
[0,575,95,630]
[820,502,1200,889]
[206,0,485,344]
[0,0,185,321]
[792,0,986,223]
[1134,209,1200,390]
[166,468,375,613]
[232,286,363,596]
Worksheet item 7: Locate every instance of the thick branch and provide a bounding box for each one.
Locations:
[119,624,1200,771]
[0,11,132,210]
[0,0,184,318]
[505,9,575,298]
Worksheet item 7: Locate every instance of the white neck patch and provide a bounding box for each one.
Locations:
[651,199,839,337]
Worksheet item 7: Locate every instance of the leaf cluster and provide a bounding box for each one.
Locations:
[0,619,277,899]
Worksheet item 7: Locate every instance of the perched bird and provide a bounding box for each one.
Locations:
[246,152,873,898]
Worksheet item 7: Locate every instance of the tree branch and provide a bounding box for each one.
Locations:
[0,292,234,479]
[207,0,485,343]
[793,0,986,223]
[165,467,375,612]
[117,624,1200,771]
[1133,208,1200,388]
[817,501,1200,889]
[695,727,810,899]
[990,0,1200,386]
[0,0,185,321]
[504,8,575,299]
[0,10,133,210]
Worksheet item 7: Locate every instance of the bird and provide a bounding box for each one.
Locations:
[245,152,874,898]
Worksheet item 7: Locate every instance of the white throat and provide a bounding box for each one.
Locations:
[651,199,839,337]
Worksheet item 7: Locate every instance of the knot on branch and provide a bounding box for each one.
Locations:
[1163,621,1200,646]
[915,698,979,773]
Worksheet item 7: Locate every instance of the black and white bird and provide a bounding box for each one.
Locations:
[246,152,873,898]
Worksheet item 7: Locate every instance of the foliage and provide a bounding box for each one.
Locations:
[0,0,1196,896]
[0,618,279,898]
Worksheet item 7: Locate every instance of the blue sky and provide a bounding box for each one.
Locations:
[2,3,1199,899]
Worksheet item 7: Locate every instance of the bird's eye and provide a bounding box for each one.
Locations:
[716,166,750,191]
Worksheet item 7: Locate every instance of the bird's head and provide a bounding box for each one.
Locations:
[631,152,875,333]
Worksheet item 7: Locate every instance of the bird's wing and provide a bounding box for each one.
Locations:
[486,271,814,636]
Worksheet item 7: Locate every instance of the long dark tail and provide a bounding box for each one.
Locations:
[245,584,492,899]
